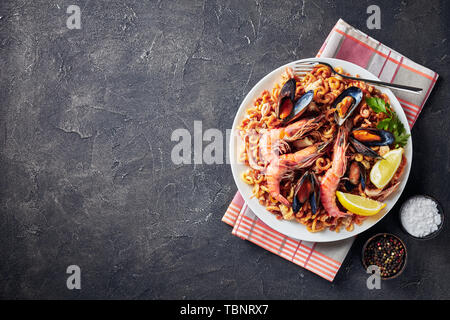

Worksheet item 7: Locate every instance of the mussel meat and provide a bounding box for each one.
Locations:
[332,87,363,126]
[292,171,320,214]
[351,127,394,147]
[350,138,383,159]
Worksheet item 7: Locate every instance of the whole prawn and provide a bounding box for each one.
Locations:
[259,115,325,165]
[320,126,350,217]
[267,141,329,206]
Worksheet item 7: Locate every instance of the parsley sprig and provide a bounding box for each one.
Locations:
[365,97,410,147]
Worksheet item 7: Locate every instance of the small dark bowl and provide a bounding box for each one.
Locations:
[361,233,407,280]
[398,195,444,240]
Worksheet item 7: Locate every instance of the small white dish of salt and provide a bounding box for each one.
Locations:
[400,195,444,239]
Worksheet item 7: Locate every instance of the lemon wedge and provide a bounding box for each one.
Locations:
[370,148,404,189]
[336,191,386,216]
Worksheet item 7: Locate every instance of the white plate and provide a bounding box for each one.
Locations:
[229,57,412,242]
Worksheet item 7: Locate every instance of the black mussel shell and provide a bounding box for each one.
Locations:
[280,78,296,101]
[309,191,318,214]
[309,172,320,214]
[292,193,302,214]
[360,163,366,189]
[332,87,363,126]
[288,90,314,123]
[351,127,395,147]
[350,138,383,159]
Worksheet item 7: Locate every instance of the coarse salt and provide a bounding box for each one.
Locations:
[400,196,442,238]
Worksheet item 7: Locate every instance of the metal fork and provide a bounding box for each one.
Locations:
[293,61,423,93]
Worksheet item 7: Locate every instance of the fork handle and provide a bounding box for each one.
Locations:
[337,74,423,93]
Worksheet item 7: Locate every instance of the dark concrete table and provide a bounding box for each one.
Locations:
[0,0,448,299]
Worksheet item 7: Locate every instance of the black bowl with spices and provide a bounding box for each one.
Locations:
[362,233,407,279]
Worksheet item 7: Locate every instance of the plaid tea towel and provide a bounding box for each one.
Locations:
[318,19,438,127]
[223,19,439,281]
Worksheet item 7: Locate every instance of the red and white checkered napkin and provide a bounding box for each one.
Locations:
[223,19,439,281]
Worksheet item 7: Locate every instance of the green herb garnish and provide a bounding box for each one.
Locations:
[365,97,410,148]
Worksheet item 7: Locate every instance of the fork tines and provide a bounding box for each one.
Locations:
[293,60,318,77]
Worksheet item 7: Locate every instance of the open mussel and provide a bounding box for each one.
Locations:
[276,79,296,121]
[292,171,320,214]
[345,161,366,191]
[332,87,363,126]
[351,128,394,147]
[276,79,314,123]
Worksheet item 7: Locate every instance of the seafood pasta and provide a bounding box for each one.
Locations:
[238,64,408,233]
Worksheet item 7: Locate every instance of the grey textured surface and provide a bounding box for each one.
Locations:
[0,0,449,299]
